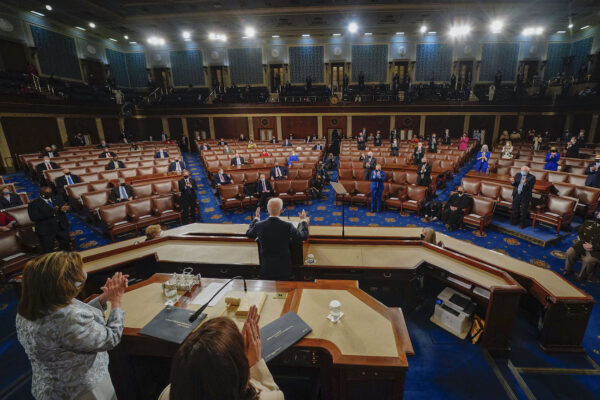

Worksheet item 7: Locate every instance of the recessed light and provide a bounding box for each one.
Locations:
[109,38,117,42]
[30,11,45,16]
[556,30,566,34]
[241,36,248,39]
[124,35,129,39]
[244,27,255,38]
[302,34,310,37]
[420,25,427,33]
[395,32,404,35]
[182,31,191,40]
[428,31,437,34]
[580,25,590,30]
[272,35,280,38]
[568,23,574,29]
[332,33,341,36]
[490,19,504,34]
[147,36,165,45]
[89,22,96,28]
[129,41,137,44]
[364,32,372,36]
[75,26,86,31]
[348,22,358,33]
[45,5,52,11]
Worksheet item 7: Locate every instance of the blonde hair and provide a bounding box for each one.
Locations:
[18,252,86,321]
[145,224,162,240]
[422,228,436,244]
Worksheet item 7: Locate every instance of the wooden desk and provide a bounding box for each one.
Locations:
[109,274,411,400]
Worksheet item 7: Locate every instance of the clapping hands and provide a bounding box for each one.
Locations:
[242,305,261,368]
[98,272,129,308]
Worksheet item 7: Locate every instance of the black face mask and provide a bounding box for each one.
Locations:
[120,183,126,187]
[458,191,464,195]
[420,233,425,240]
[184,175,190,179]
[41,192,51,199]
[65,172,71,175]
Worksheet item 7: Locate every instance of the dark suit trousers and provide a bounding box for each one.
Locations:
[511,194,531,225]
[363,168,373,181]
[180,198,197,224]
[39,228,70,253]
[258,192,272,209]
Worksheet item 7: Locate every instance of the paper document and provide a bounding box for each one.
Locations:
[190,282,232,306]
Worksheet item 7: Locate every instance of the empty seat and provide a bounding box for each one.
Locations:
[531,196,577,235]
[274,180,293,204]
[351,181,371,207]
[82,190,110,222]
[298,169,313,179]
[574,186,600,218]
[463,197,495,234]
[99,203,137,241]
[567,174,588,186]
[100,171,119,181]
[400,185,427,216]
[152,181,174,195]
[154,165,169,174]
[132,184,153,199]
[479,182,500,202]
[219,185,243,210]
[127,198,160,229]
[0,231,36,281]
[291,180,309,204]
[547,172,568,183]
[461,178,481,196]
[384,183,407,210]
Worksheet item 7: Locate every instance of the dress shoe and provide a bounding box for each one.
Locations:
[562,270,574,277]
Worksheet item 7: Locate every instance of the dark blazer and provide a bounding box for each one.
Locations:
[512,173,536,199]
[282,141,292,147]
[313,144,323,150]
[230,156,245,166]
[305,137,313,143]
[417,163,432,186]
[168,161,186,172]
[269,139,279,143]
[55,174,81,190]
[109,185,134,203]
[566,141,580,158]
[585,162,600,188]
[256,179,273,194]
[42,150,59,158]
[27,195,69,236]
[374,137,383,146]
[178,178,197,201]
[363,156,376,170]
[443,133,452,145]
[270,166,288,180]
[213,172,232,185]
[198,145,211,151]
[106,160,125,170]
[155,151,169,159]
[428,139,438,153]
[413,147,425,164]
[97,143,108,148]
[99,151,116,158]
[246,217,309,280]
[72,136,86,146]
[0,193,23,209]
[36,161,59,175]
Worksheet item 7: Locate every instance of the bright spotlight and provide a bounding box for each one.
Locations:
[420,25,427,34]
[147,36,166,45]
[449,25,471,38]
[182,31,191,40]
[348,22,358,33]
[124,35,129,39]
[45,5,52,11]
[89,22,96,28]
[244,27,256,38]
[568,23,574,29]
[490,19,504,34]
[522,26,544,36]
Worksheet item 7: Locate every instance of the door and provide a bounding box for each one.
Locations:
[269,64,283,93]
[152,68,171,91]
[391,61,409,90]
[331,63,345,92]
[81,59,105,85]
[521,61,539,85]
[259,129,273,140]
[457,61,473,90]
[210,66,225,89]
[327,128,343,142]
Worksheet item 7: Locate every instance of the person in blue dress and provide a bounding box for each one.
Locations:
[474,145,490,173]
[370,164,386,213]
[544,147,561,171]
[288,150,299,167]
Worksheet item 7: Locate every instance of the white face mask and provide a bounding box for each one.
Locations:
[75,271,88,288]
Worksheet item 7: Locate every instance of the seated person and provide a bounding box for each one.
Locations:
[109,178,134,203]
[97,140,109,149]
[239,134,247,141]
[544,147,561,171]
[269,137,279,143]
[231,153,245,166]
[99,148,115,158]
[270,163,288,180]
[313,142,324,150]
[287,151,299,167]
[417,157,432,187]
[55,169,81,190]
[105,157,125,170]
[563,211,600,281]
[155,148,169,159]
[36,156,59,176]
[585,155,600,188]
[217,139,227,146]
[223,145,233,154]
[198,142,211,151]
[256,174,274,209]
[158,307,283,400]
[282,139,292,147]
[41,146,59,158]
[247,140,257,149]
[129,143,140,151]
[1,188,23,209]
[442,186,472,231]
[474,145,490,173]
[260,150,269,157]
[0,211,16,231]
[310,174,327,200]
[213,168,232,186]
[169,158,186,172]
[145,224,163,241]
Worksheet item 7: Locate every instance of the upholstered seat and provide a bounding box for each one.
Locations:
[219,185,243,210]
[552,182,576,197]
[99,203,137,241]
[352,181,371,207]
[152,195,182,225]
[338,169,354,180]
[335,180,355,204]
[132,184,153,199]
[531,196,577,235]
[574,186,600,218]
[291,180,310,204]
[0,231,36,282]
[461,178,481,196]
[478,182,500,202]
[82,190,111,222]
[127,198,161,229]
[152,181,173,196]
[400,185,427,216]
[392,171,407,184]
[274,180,293,204]
[384,183,407,210]
[298,169,313,180]
[462,197,495,234]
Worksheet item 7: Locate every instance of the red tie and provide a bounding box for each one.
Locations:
[46,162,52,170]
[276,168,280,177]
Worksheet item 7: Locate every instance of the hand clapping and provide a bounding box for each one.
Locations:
[99,272,128,309]
[242,305,261,368]
[299,209,308,220]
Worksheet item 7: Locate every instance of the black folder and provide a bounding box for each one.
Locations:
[138,305,207,344]
[260,311,312,362]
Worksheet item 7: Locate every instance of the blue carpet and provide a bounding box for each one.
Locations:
[2,152,600,400]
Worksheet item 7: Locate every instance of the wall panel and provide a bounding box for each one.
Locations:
[469,115,496,142]
[424,115,465,137]
[322,116,347,139]
[572,113,592,136]
[170,50,205,86]
[545,43,571,79]
[351,45,388,82]
[228,48,263,85]
[252,116,277,140]
[29,25,81,80]
[213,117,248,139]
[1,117,62,159]
[125,53,148,88]
[480,43,520,81]
[394,116,421,138]
[281,116,318,139]
[129,118,162,141]
[64,117,99,144]
[568,37,594,76]
[102,118,121,143]
[351,116,390,137]
[167,118,184,140]
[106,49,129,87]
[186,117,210,139]
[499,115,519,134]
[415,44,453,82]
[289,46,324,83]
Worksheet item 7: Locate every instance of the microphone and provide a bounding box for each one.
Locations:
[189,276,247,322]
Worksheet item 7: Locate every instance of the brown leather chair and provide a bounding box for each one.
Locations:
[5,205,39,252]
[338,169,354,180]
[384,183,407,210]
[152,195,182,225]
[496,166,510,176]
[127,198,161,230]
[100,171,120,181]
[119,168,137,178]
[154,165,169,174]
[87,165,105,173]
[531,195,577,235]
[137,167,154,176]
[496,185,514,213]
[462,197,495,234]
[529,169,548,181]
[405,171,417,185]
[245,171,259,183]
[569,166,587,175]
[574,186,600,218]
[99,203,137,241]
[66,183,91,210]
[400,185,427,216]
[219,185,243,210]
[336,180,355,204]
[152,181,173,196]
[553,182,576,197]
[352,181,371,207]
[568,174,588,186]
[90,180,110,191]
[0,231,36,282]
[82,190,111,222]
[298,169,313,180]
[547,172,568,183]
[79,173,100,182]
[132,184,153,199]
[291,180,309,204]
[229,172,245,184]
[461,178,481,196]
[274,180,293,204]
[392,171,407,184]
[478,182,500,202]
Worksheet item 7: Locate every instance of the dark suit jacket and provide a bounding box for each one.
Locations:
[72,136,85,146]
[443,134,452,145]
[36,161,59,175]
[313,144,323,150]
[106,160,125,170]
[417,163,432,186]
[585,163,600,188]
[512,173,536,199]
[0,193,23,209]
[169,161,186,172]
[42,150,59,158]
[413,147,425,164]
[55,174,81,190]
[27,196,69,236]
[305,137,313,143]
[428,140,438,153]
[213,173,232,185]
[231,157,245,166]
[155,151,169,159]
[97,143,108,148]
[199,145,211,151]
[217,140,227,146]
[270,139,279,143]
[566,142,580,158]
[270,166,288,180]
[178,178,197,201]
[246,217,309,280]
[99,151,116,158]
[282,141,292,147]
[256,180,273,195]
[363,157,376,170]
[109,185,134,203]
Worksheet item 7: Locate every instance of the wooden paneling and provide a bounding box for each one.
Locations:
[499,115,518,135]
[167,118,183,140]
[469,115,496,144]
[1,117,62,158]
[129,118,163,141]
[64,117,99,144]
[523,115,566,136]
[0,39,28,73]
[281,116,318,139]
[424,115,465,137]
[394,115,420,138]
[213,117,248,139]
[351,116,390,137]
[186,117,210,139]
[252,116,277,140]
[572,113,592,136]
[102,118,121,143]
[322,116,347,139]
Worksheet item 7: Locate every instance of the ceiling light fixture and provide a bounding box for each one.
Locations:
[364,32,372,36]
[490,19,504,34]
[129,41,137,44]
[109,38,117,42]
[302,33,310,37]
[428,31,437,34]
[568,23,574,29]
[332,33,341,36]
[30,11,45,16]
[89,22,96,28]
[124,35,129,39]
[244,27,256,38]
[348,22,358,33]
[522,26,544,36]
[147,36,166,45]
[45,5,52,11]
[75,26,86,31]
[556,30,566,34]
[208,32,227,41]
[241,36,248,39]
[449,25,471,38]
[182,31,191,40]
[419,25,427,33]
[272,35,280,38]
[580,25,590,30]
[396,32,404,35]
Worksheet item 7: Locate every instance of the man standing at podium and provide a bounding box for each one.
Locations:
[246,198,309,280]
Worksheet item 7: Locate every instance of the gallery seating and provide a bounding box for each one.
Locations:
[400,185,427,216]
[152,195,182,225]
[531,196,578,234]
[0,231,37,283]
[462,197,496,234]
[126,198,161,230]
[99,203,138,241]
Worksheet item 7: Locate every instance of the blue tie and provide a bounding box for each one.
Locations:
[66,175,73,185]
[47,199,53,208]
[518,175,525,194]
[119,186,128,200]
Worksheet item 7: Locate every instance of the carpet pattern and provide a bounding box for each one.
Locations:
[1,151,599,400]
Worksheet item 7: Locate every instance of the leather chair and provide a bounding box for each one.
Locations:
[529,169,547,181]
[400,185,427,216]
[568,174,588,186]
[384,183,407,210]
[496,185,514,213]
[0,231,36,283]
[478,182,500,202]
[498,159,513,167]
[405,171,418,185]
[291,180,310,204]
[338,169,354,180]
[298,169,313,180]
[574,186,600,218]
[119,168,137,178]
[392,171,407,184]
[245,171,259,183]
[569,166,587,175]
[547,172,568,183]
[5,205,39,252]
[274,180,293,204]
[80,173,100,182]
[352,181,371,207]
[127,198,161,230]
[461,178,481,196]
[219,185,243,210]
[99,203,137,241]
[154,165,169,174]
[87,165,105,173]
[531,196,577,235]
[152,181,173,196]
[90,180,110,191]
[336,180,355,204]
[229,172,245,184]
[152,195,182,225]
[66,183,91,210]
[100,171,120,181]
[496,166,510,176]
[137,167,154,176]
[132,184,153,199]
[82,190,111,222]
[462,197,495,235]
[553,182,576,197]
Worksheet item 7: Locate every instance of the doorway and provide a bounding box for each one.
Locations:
[152,68,171,91]
[327,128,343,142]
[269,64,283,93]
[81,59,105,85]
[457,60,473,90]
[521,61,539,85]
[210,66,225,89]
[330,63,345,92]
[259,129,274,140]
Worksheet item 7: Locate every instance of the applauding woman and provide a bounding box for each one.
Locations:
[544,147,561,171]
[501,141,514,159]
[474,145,491,174]
[160,305,283,400]
[16,252,127,399]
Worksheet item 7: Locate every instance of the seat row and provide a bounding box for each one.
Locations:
[492,167,590,186]
[339,158,456,171]
[217,180,311,210]
[221,169,315,185]
[45,168,181,186]
[204,159,318,172]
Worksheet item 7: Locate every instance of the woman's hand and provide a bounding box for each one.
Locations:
[99,272,128,309]
[242,305,261,368]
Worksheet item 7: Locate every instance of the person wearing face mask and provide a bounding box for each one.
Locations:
[428,134,438,153]
[109,178,134,203]
[0,188,23,209]
[178,170,198,224]
[98,148,116,159]
[566,136,580,158]
[443,129,452,145]
[16,252,127,400]
[362,151,377,180]
[105,157,125,170]
[370,164,386,213]
[510,166,536,228]
[562,212,600,281]
[270,163,288,181]
[584,155,600,188]
[55,168,81,191]
[168,158,186,173]
[458,133,469,151]
[374,131,383,146]
[35,156,59,182]
[544,147,561,171]
[417,156,432,187]
[28,186,71,253]
[442,186,472,231]
[41,145,59,158]
[390,139,399,156]
[256,174,274,210]
[0,211,16,231]
[213,168,232,186]
[413,142,425,165]
[231,152,245,167]
[474,145,490,174]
